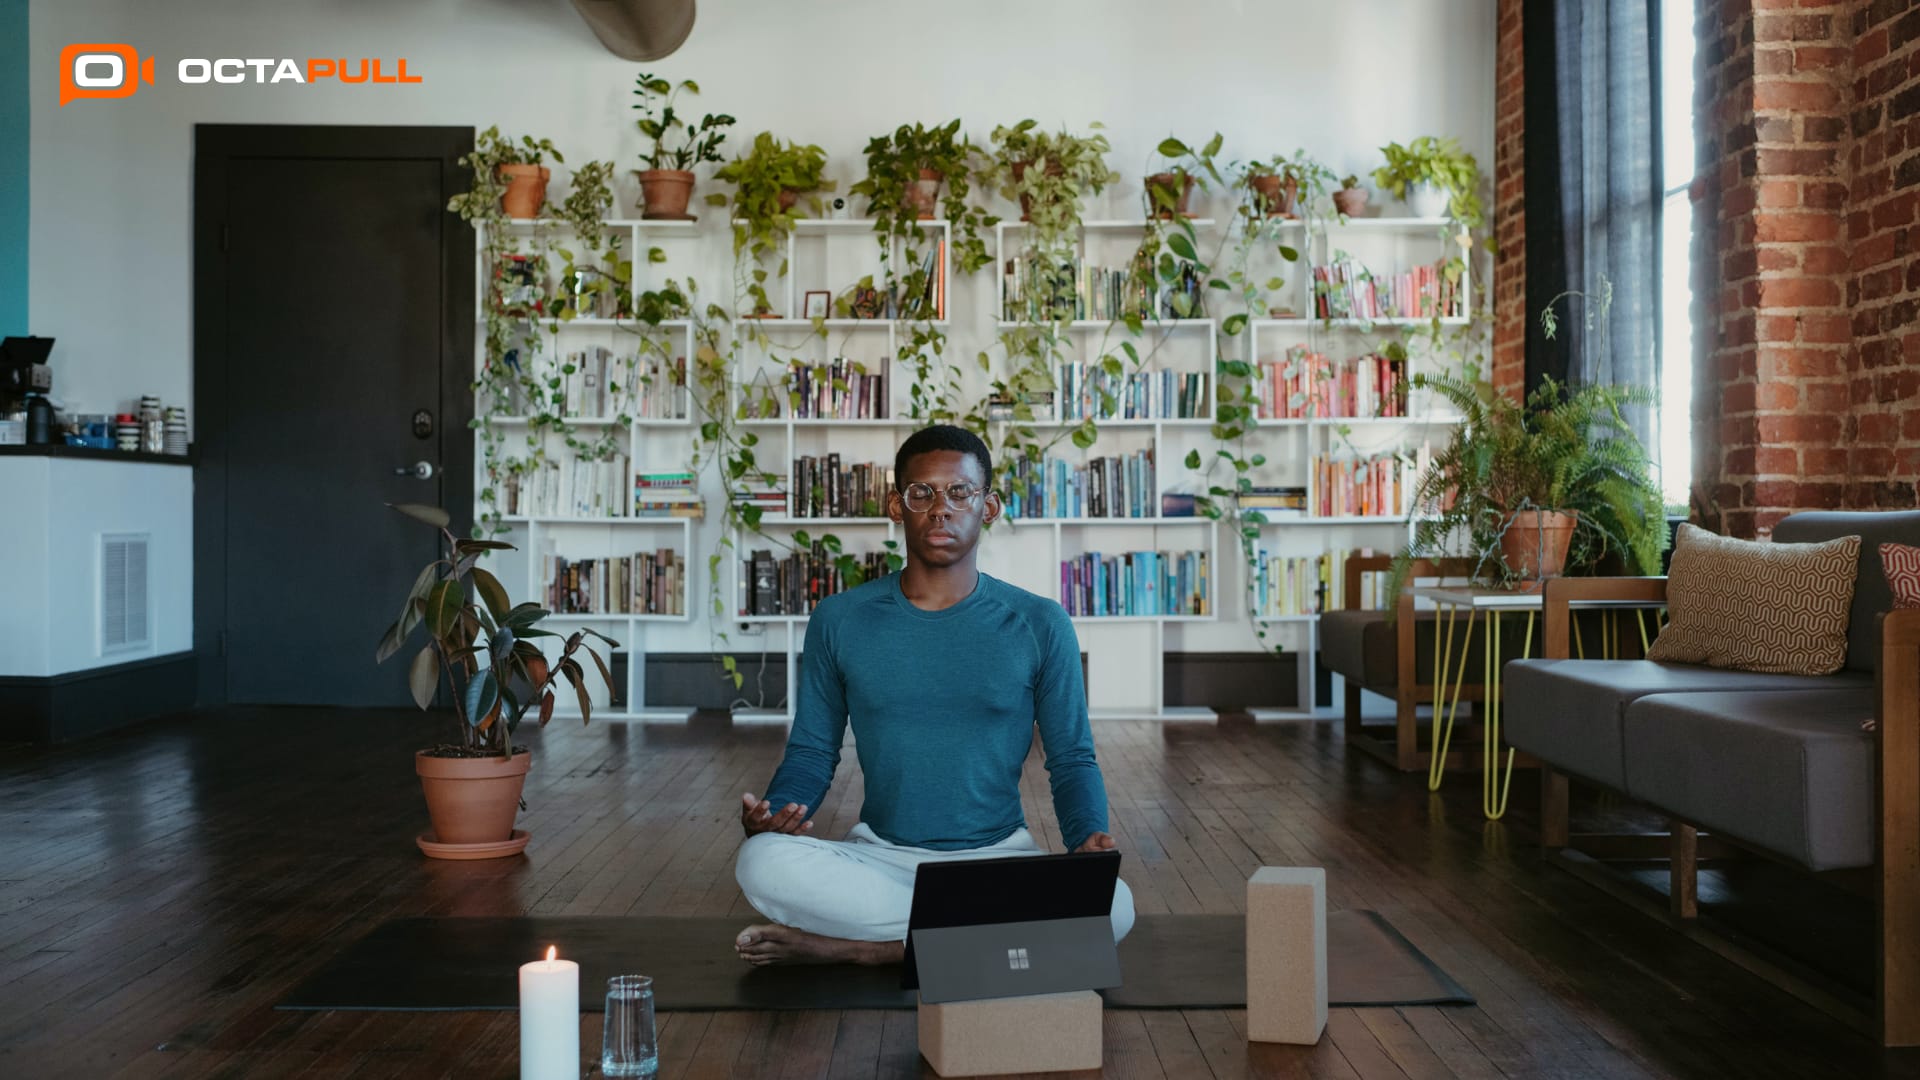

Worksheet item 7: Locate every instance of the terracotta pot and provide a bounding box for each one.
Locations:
[416,749,530,851]
[1011,159,1066,221]
[777,188,801,213]
[636,168,696,219]
[1249,174,1301,218]
[496,164,550,220]
[1147,172,1196,219]
[1499,509,1579,582]
[1333,187,1370,217]
[905,167,943,220]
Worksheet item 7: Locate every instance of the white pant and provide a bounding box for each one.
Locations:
[734,822,1136,943]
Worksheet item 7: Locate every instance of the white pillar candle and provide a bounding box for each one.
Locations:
[518,945,579,1080]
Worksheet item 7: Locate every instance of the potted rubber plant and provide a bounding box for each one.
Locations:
[375,503,618,858]
[1372,136,1483,227]
[1389,374,1665,598]
[631,72,735,219]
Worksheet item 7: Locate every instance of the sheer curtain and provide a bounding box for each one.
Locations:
[1525,0,1660,446]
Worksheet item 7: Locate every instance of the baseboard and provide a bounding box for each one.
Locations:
[0,651,198,743]
[644,650,1302,713]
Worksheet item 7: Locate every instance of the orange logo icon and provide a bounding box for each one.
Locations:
[59,43,154,106]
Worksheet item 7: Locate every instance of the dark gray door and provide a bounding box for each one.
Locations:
[206,135,469,704]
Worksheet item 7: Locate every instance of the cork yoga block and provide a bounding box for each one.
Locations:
[917,990,1103,1077]
[1246,866,1328,1044]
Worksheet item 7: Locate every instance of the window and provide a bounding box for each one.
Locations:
[1658,0,1696,509]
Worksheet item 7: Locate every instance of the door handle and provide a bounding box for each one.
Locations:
[394,461,436,480]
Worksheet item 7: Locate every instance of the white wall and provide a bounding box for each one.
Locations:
[0,458,193,677]
[28,0,1494,705]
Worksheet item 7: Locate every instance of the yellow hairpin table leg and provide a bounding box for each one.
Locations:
[1482,610,1531,820]
[1428,604,1476,792]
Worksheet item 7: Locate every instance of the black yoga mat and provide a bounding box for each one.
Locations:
[279,911,1472,1012]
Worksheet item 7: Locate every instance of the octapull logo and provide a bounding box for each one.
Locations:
[59,44,154,106]
[59,43,422,105]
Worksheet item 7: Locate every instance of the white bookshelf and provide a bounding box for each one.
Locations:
[1243,215,1468,711]
[472,211,1467,721]
[473,216,703,722]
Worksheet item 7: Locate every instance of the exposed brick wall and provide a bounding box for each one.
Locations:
[1693,0,1920,537]
[1491,0,1526,400]
[1845,0,1920,508]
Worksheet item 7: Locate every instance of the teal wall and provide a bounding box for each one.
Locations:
[0,0,25,335]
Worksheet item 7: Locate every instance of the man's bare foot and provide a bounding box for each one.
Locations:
[734,923,905,967]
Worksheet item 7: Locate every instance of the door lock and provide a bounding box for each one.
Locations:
[412,409,434,439]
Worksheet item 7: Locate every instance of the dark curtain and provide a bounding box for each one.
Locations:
[1524,0,1660,445]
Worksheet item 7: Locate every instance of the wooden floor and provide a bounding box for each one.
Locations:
[1,705,1913,1079]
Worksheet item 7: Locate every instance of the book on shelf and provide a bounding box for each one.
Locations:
[1250,547,1385,617]
[543,547,686,616]
[502,452,631,518]
[985,390,1055,421]
[1311,452,1407,518]
[783,456,893,519]
[783,357,889,420]
[1312,259,1461,321]
[1002,251,1202,323]
[1056,361,1207,421]
[634,354,690,421]
[1238,485,1308,517]
[632,470,704,519]
[1255,346,1408,420]
[1059,548,1210,617]
[1005,448,1156,520]
[730,478,789,515]
[738,542,896,616]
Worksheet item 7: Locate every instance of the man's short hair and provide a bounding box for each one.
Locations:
[896,425,993,491]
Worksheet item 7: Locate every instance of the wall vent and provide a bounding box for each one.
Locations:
[101,533,150,655]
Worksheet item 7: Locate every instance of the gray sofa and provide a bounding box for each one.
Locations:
[1501,510,1920,1047]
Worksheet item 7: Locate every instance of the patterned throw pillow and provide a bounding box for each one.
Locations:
[1884,542,1920,609]
[1865,542,1920,732]
[1645,523,1861,676]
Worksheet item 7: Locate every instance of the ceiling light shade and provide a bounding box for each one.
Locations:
[568,0,696,62]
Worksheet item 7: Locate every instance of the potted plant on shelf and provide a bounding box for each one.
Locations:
[375,503,618,859]
[1372,136,1484,227]
[1332,175,1369,218]
[462,126,564,220]
[847,119,996,273]
[1147,134,1227,220]
[631,72,735,219]
[1243,150,1336,219]
[712,132,834,313]
[985,120,1116,232]
[1389,373,1665,598]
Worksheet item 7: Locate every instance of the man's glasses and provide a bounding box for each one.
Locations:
[900,481,989,514]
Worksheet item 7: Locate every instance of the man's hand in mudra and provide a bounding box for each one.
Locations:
[1074,831,1118,853]
[740,792,815,838]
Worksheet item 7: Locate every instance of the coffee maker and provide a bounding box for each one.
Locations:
[1,336,56,444]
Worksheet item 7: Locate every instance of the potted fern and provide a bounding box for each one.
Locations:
[1391,374,1665,596]
[375,504,617,858]
[631,72,735,219]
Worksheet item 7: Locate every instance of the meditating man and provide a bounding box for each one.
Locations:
[732,424,1135,966]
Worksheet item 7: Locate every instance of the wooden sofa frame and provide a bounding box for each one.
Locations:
[1533,575,1920,1047]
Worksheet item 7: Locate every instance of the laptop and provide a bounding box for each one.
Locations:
[902,849,1123,1004]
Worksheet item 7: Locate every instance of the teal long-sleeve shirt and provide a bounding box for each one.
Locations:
[762,571,1109,851]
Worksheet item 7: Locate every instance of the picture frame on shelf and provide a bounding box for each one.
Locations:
[803,290,831,320]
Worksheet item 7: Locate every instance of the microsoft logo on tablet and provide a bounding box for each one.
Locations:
[59,43,422,105]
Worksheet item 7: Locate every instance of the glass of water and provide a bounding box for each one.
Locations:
[601,975,658,1078]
